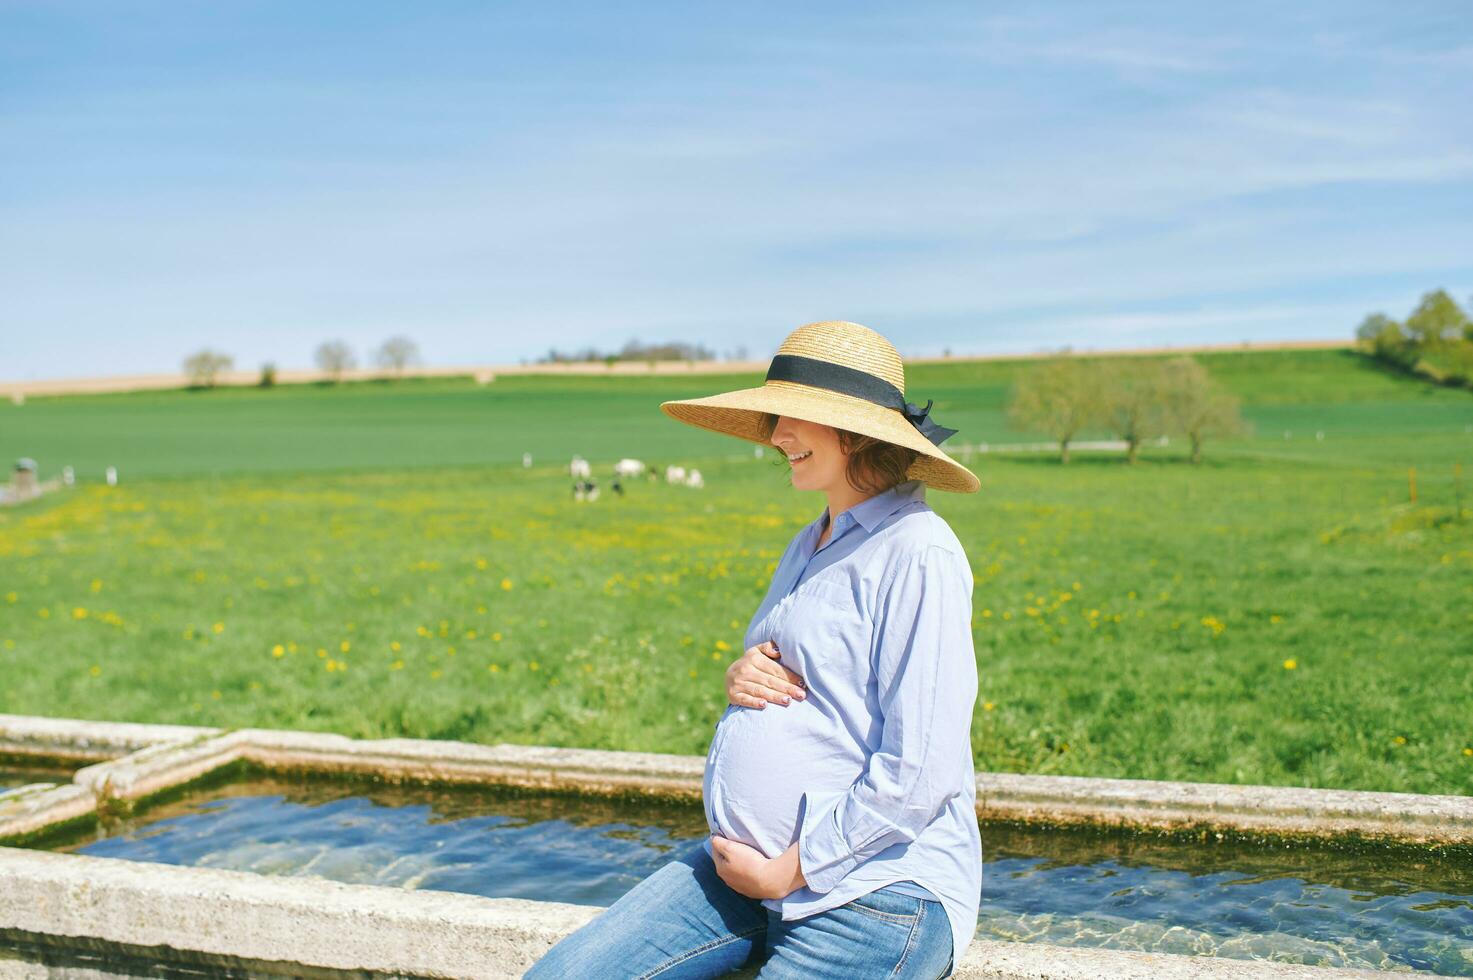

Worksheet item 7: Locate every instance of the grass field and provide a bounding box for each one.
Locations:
[2,348,1471,795]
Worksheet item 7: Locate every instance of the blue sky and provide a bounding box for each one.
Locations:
[3,1,1471,380]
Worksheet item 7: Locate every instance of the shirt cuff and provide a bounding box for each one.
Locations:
[797,789,866,894]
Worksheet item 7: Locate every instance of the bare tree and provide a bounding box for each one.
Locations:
[183,350,233,388]
[1004,356,1106,463]
[1159,357,1250,464]
[1101,359,1172,464]
[315,341,356,383]
[375,336,420,377]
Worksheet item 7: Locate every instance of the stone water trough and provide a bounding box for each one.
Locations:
[2,713,1471,979]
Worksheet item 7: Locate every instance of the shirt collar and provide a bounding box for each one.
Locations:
[820,478,926,535]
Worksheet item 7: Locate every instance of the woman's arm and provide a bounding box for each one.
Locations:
[794,544,976,893]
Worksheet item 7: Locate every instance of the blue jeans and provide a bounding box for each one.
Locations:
[524,842,954,979]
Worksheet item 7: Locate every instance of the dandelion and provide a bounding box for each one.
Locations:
[90,579,103,593]
[492,632,502,642]
[982,609,992,618]
[391,660,405,670]
[317,648,327,658]
[476,605,487,614]
[1392,735,1407,746]
[340,640,351,653]
[38,608,51,619]
[1270,614,1283,624]
[391,641,402,652]
[73,607,88,620]
[212,622,225,634]
[465,630,477,640]
[1463,748,1472,757]
[271,644,285,658]
[476,558,488,570]
[1201,615,1225,636]
[501,578,513,590]
[4,592,16,603]
[488,663,500,673]
[430,669,442,680]
[89,665,101,677]
[1282,659,1297,670]
[715,640,730,651]
[182,627,193,639]
[417,625,430,637]
[528,661,540,671]
[983,702,994,711]
[211,689,222,700]
[689,668,698,678]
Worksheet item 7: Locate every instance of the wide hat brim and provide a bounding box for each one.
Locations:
[660,379,981,493]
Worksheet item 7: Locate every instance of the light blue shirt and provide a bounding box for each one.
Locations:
[702,478,981,961]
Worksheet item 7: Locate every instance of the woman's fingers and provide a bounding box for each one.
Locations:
[753,656,805,692]
[730,690,767,709]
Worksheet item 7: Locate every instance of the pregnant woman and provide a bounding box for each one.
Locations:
[526,321,982,979]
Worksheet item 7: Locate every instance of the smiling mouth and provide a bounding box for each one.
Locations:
[787,450,812,465]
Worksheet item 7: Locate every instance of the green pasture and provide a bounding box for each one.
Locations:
[1,347,1471,795]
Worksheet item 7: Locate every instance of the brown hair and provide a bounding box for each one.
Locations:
[759,413,920,495]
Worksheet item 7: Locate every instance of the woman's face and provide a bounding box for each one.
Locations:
[770,415,848,492]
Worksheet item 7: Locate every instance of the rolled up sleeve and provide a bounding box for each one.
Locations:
[796,543,976,893]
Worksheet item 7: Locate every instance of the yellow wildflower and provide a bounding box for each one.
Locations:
[1282,659,1297,670]
[500,578,513,590]
[212,622,225,634]
[340,640,351,653]
[73,607,88,620]
[715,640,730,651]
[271,644,285,658]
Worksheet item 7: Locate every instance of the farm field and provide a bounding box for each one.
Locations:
[2,348,1471,795]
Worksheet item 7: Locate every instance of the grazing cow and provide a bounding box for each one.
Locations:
[665,464,686,484]
[685,469,704,489]
[614,458,646,479]
[569,456,591,479]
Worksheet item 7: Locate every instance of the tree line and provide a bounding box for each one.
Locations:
[1005,355,1249,464]
[1355,288,1473,389]
[182,337,421,388]
[534,338,750,365]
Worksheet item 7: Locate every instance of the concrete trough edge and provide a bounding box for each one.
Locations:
[2,713,1471,846]
[0,847,1418,980]
[0,714,220,763]
[0,785,97,842]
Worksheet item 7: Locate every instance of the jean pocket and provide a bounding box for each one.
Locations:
[846,887,923,922]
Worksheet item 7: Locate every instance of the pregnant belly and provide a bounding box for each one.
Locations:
[704,703,866,858]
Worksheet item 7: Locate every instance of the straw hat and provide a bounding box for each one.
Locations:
[660,321,980,493]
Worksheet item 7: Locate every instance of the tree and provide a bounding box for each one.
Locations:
[1101,359,1172,464]
[258,362,277,388]
[1004,356,1106,463]
[374,336,420,377]
[315,341,356,383]
[1355,312,1414,366]
[1404,289,1471,347]
[1159,357,1250,464]
[183,349,232,388]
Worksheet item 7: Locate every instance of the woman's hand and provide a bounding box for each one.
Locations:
[710,837,806,900]
[725,640,805,709]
